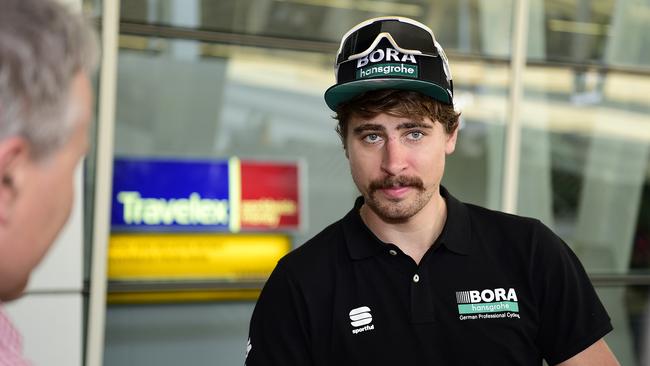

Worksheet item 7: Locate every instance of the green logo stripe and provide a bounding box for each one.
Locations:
[458,301,519,314]
[356,63,418,79]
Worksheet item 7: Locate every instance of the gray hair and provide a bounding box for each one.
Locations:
[0,0,99,160]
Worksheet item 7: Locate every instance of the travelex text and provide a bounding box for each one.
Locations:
[111,157,301,232]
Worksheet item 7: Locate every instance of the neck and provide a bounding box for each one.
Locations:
[360,190,447,264]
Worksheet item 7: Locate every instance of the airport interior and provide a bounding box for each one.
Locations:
[4,0,650,365]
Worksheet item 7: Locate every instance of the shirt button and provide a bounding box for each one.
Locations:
[389,249,397,256]
[413,274,420,283]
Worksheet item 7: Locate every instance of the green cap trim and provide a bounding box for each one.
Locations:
[324,78,451,111]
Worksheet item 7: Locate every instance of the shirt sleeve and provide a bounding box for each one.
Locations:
[532,221,613,365]
[245,261,313,366]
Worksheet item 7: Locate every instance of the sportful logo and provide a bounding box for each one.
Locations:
[349,306,374,334]
[244,337,252,364]
[456,288,521,320]
[355,47,418,80]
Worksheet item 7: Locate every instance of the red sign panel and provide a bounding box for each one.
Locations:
[240,161,300,230]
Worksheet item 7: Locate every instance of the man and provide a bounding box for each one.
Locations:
[246,17,619,365]
[0,0,97,363]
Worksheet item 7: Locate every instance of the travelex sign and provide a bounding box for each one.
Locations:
[456,288,521,320]
[111,158,301,232]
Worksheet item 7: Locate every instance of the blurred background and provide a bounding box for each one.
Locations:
[7,0,650,365]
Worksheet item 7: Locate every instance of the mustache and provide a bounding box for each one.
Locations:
[369,175,424,192]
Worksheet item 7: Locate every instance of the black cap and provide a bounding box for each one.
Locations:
[324,16,453,111]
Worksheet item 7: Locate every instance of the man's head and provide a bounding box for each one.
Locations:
[324,17,460,222]
[0,0,98,301]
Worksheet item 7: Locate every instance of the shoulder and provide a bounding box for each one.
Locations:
[458,201,568,267]
[276,219,347,279]
[464,202,537,225]
[443,187,542,239]
[256,219,346,311]
[464,202,545,240]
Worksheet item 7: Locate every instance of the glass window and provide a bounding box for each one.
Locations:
[518,1,650,364]
[93,0,650,364]
[518,1,650,274]
[598,285,650,365]
[102,1,511,364]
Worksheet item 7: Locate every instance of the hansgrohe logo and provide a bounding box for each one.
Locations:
[356,63,418,79]
[456,288,520,318]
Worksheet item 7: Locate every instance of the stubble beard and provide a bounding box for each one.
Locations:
[364,175,433,223]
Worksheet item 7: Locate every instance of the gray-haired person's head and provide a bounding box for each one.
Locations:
[0,0,99,160]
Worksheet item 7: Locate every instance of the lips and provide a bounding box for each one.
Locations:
[380,186,411,199]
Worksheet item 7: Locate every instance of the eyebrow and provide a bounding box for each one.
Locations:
[352,121,434,134]
[352,123,385,134]
[396,121,434,130]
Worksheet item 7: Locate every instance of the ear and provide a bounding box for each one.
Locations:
[445,127,459,155]
[0,137,30,225]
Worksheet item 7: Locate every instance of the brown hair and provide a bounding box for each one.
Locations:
[334,89,460,149]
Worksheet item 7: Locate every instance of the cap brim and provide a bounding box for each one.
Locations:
[324,78,451,111]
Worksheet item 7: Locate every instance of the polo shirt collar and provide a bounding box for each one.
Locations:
[342,186,472,260]
[342,196,385,260]
[437,185,472,255]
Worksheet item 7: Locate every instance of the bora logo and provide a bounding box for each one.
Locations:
[456,288,519,316]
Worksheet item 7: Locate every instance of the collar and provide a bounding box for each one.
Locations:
[437,185,472,255]
[342,185,472,260]
[342,196,385,260]
[0,303,25,358]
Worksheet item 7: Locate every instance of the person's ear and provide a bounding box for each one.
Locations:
[445,127,459,155]
[0,137,29,224]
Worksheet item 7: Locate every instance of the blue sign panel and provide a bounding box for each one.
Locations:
[111,158,231,232]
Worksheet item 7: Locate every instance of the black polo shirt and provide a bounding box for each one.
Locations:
[246,187,612,365]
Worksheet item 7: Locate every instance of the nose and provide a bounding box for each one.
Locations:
[380,136,407,176]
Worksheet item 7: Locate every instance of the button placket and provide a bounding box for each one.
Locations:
[410,270,435,323]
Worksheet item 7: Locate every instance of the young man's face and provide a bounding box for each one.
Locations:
[0,71,92,301]
[346,112,457,222]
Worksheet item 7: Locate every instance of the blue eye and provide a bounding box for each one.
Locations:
[408,131,424,140]
[363,134,382,143]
